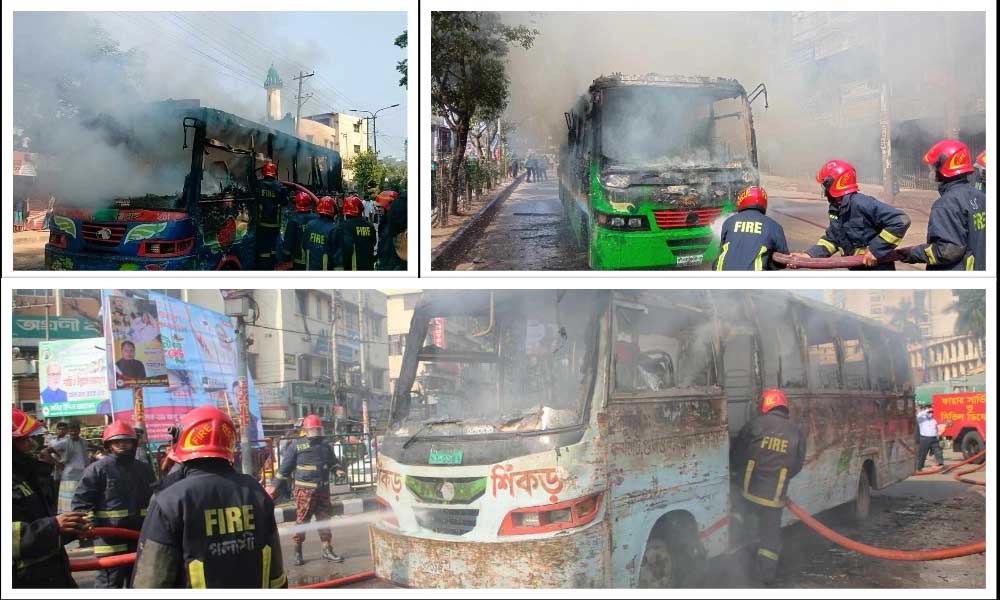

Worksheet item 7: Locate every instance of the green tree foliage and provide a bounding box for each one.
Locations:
[346,151,407,196]
[395,31,408,88]
[947,289,986,358]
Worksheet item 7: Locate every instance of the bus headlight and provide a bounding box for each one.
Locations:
[498,492,603,536]
[602,174,631,188]
[595,212,649,231]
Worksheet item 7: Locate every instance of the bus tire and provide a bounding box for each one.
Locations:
[961,431,985,463]
[851,464,872,523]
[638,514,702,588]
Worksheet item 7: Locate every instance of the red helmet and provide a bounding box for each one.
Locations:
[816,160,859,198]
[102,420,138,445]
[975,151,986,170]
[923,139,974,178]
[376,190,398,212]
[302,414,324,437]
[316,196,337,217]
[736,186,768,213]
[343,195,363,217]
[172,406,238,464]
[12,408,45,439]
[761,388,788,414]
[294,191,313,212]
[262,162,278,178]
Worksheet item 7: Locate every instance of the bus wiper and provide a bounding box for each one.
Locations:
[402,419,461,449]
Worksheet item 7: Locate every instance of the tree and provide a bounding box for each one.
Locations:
[947,289,985,360]
[347,150,386,198]
[888,298,929,383]
[394,31,408,89]
[431,12,536,222]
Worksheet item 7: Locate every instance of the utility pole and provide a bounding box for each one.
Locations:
[358,290,369,437]
[331,291,341,435]
[877,14,895,202]
[224,291,254,476]
[293,70,315,138]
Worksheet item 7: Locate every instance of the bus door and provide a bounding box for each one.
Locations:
[722,325,759,438]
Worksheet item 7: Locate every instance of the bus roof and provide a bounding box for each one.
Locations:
[589,73,746,96]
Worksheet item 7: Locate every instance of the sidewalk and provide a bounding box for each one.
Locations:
[430,175,521,252]
[762,174,938,212]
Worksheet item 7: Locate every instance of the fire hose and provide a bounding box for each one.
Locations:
[953,462,986,486]
[68,527,376,587]
[773,246,916,269]
[279,180,321,205]
[913,449,986,476]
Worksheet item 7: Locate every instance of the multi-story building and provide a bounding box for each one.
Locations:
[386,290,424,396]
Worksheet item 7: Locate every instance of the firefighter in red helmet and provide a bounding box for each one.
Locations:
[730,389,806,585]
[335,195,377,270]
[303,196,343,271]
[791,160,911,270]
[281,190,317,270]
[902,140,986,271]
[12,407,88,588]
[973,150,985,194]
[72,420,155,588]
[253,161,289,269]
[132,406,286,588]
[715,186,789,271]
[270,414,345,566]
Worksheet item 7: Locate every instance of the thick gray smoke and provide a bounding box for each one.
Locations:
[501,12,986,180]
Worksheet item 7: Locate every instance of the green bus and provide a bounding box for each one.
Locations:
[558,73,765,270]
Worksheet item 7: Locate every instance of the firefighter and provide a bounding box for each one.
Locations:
[253,161,289,270]
[790,159,911,270]
[131,406,286,588]
[715,186,789,271]
[303,196,342,271]
[379,190,408,271]
[336,195,377,271]
[71,421,154,588]
[12,407,88,588]
[901,140,986,271]
[281,191,316,270]
[269,414,346,566]
[973,151,985,194]
[731,389,806,586]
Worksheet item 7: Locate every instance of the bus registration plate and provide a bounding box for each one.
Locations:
[429,449,464,465]
[675,253,704,267]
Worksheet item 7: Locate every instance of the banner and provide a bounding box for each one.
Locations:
[38,338,112,418]
[13,316,102,342]
[107,295,169,388]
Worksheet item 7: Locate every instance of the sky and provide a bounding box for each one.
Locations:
[38,12,408,159]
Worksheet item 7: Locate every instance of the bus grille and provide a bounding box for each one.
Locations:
[82,222,127,246]
[413,507,479,536]
[653,208,723,229]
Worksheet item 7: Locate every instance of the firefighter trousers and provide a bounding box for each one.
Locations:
[97,564,133,588]
[292,487,332,544]
[747,502,783,584]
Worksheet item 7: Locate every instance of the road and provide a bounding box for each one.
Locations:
[440,180,929,271]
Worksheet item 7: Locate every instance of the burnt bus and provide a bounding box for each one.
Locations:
[558,73,765,270]
[45,100,342,270]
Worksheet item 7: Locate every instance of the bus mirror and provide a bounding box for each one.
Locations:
[472,292,495,338]
[748,83,768,109]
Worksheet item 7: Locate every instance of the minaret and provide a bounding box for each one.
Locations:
[264,64,283,122]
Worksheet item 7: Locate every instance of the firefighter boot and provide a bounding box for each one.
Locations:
[294,543,305,566]
[321,545,344,563]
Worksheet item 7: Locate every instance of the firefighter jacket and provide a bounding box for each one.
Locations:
[732,409,807,508]
[281,211,316,269]
[12,451,76,588]
[303,216,342,271]
[336,216,378,271]
[275,438,342,492]
[72,454,155,557]
[131,460,286,589]
[805,192,911,270]
[715,209,789,271]
[905,179,986,271]
[254,178,289,229]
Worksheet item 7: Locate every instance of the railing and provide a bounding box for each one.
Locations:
[272,432,377,490]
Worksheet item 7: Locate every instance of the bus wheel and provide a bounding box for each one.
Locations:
[852,465,872,523]
[638,515,701,588]
[961,431,984,463]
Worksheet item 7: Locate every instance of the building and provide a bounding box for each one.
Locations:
[183,290,389,431]
[386,290,424,396]
[824,290,984,383]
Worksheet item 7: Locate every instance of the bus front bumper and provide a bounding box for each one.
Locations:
[45,247,196,271]
[591,227,721,270]
[370,522,608,588]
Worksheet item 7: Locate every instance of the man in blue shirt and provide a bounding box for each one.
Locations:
[41,363,68,404]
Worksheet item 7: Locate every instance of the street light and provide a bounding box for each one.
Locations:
[349,104,400,157]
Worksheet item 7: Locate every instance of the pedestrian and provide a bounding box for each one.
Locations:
[901,140,986,271]
[12,407,89,588]
[253,161,289,270]
[730,389,806,586]
[973,151,985,194]
[131,406,286,588]
[336,195,377,271]
[41,421,91,514]
[42,421,70,485]
[790,159,911,270]
[715,186,789,271]
[281,191,316,270]
[915,401,945,471]
[72,421,154,588]
[303,196,341,271]
[269,414,346,566]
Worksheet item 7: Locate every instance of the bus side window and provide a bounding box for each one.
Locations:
[863,327,895,392]
[801,309,841,390]
[755,302,806,390]
[837,322,869,391]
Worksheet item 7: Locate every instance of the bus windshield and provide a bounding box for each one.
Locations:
[600,86,751,170]
[392,291,603,438]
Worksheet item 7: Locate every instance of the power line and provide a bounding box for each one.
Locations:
[248,322,390,346]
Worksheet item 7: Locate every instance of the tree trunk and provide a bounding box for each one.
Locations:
[450,124,470,216]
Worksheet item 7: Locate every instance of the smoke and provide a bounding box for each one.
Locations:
[499,12,986,180]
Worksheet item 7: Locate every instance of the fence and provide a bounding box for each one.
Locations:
[271,431,377,490]
[431,157,511,227]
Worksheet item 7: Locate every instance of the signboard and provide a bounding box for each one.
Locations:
[933,392,986,426]
[292,382,334,403]
[38,337,112,417]
[13,316,102,343]
[107,295,169,388]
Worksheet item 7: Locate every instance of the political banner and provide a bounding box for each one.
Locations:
[38,338,112,418]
